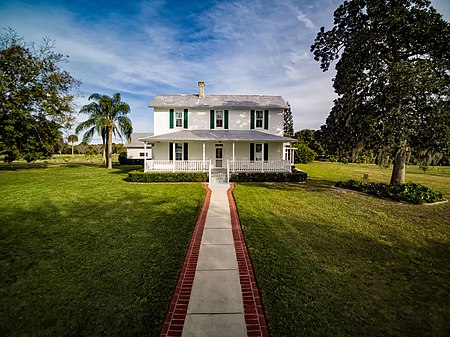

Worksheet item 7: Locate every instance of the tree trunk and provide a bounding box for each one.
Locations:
[390,147,408,184]
[71,143,74,156]
[107,127,113,169]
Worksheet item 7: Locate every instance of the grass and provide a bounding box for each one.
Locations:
[0,161,206,337]
[233,162,449,337]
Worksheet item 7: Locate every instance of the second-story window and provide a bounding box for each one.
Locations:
[255,110,263,128]
[216,110,224,128]
[175,110,183,127]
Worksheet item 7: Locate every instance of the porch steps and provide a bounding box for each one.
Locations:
[209,170,229,187]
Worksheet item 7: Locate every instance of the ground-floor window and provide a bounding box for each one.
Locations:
[255,143,263,161]
[139,152,150,157]
[175,143,183,160]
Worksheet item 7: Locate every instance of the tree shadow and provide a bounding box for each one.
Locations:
[235,178,336,192]
[242,212,449,337]
[0,188,204,337]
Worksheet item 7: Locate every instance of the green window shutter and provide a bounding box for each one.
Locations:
[184,109,188,129]
[264,110,269,130]
[224,110,229,129]
[264,143,268,161]
[184,143,188,160]
[250,110,255,129]
[169,109,174,129]
[169,142,173,160]
[210,110,215,129]
[250,143,255,161]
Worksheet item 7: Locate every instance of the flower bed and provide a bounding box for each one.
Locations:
[335,180,444,204]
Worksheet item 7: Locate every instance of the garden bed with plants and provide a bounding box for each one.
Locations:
[335,177,445,204]
[126,170,208,182]
[230,171,307,182]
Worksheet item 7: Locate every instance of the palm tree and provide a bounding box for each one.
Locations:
[76,93,132,169]
[67,134,78,156]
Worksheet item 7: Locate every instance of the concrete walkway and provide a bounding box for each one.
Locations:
[160,184,268,337]
[182,186,246,337]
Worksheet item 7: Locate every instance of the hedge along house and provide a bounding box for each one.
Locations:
[139,82,296,176]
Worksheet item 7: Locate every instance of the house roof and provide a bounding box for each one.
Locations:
[127,133,153,147]
[149,94,289,109]
[138,130,296,143]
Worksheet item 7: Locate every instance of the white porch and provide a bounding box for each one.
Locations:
[143,159,292,173]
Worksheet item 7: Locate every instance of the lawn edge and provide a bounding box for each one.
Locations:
[228,184,270,337]
[159,183,212,337]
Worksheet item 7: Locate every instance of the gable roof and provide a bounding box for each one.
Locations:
[150,94,288,109]
[138,130,296,143]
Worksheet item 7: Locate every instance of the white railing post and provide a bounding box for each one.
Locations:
[227,160,230,184]
[208,159,212,184]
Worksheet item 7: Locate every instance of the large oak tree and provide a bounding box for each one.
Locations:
[311,0,450,183]
[0,29,78,162]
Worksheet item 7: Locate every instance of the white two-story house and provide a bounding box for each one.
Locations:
[139,82,296,173]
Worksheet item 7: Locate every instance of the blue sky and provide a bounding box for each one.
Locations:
[1,0,449,143]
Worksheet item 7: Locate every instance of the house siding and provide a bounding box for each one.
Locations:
[153,107,284,136]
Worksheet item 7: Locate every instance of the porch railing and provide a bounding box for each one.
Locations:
[145,160,210,172]
[228,160,291,173]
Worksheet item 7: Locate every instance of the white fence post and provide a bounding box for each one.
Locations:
[208,159,212,185]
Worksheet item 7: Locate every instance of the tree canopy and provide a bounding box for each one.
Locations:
[0,29,78,162]
[311,0,450,183]
[76,93,132,169]
[283,102,294,138]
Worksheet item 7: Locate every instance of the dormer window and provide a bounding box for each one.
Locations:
[255,110,263,128]
[216,110,224,128]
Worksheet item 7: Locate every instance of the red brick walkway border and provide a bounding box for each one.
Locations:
[159,184,211,337]
[228,184,270,337]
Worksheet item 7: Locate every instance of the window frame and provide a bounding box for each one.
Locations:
[175,109,183,128]
[255,110,263,128]
[215,110,224,129]
[175,143,183,161]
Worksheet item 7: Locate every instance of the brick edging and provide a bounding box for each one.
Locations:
[227,184,270,337]
[159,184,212,337]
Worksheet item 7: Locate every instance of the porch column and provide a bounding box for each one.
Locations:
[232,142,235,172]
[202,142,205,170]
[144,142,147,172]
[261,144,264,172]
[290,142,293,164]
[172,142,176,172]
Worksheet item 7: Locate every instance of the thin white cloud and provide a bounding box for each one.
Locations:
[0,0,346,134]
[297,10,316,29]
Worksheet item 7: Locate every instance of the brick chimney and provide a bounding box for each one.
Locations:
[198,81,205,98]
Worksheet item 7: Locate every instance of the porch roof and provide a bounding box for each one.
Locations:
[138,130,296,143]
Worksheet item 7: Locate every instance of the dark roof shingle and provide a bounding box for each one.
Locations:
[149,94,288,109]
[138,130,296,142]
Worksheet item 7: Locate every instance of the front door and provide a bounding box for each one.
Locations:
[215,144,223,168]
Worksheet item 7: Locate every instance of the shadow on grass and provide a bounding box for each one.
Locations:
[242,211,449,337]
[0,188,203,337]
[236,179,336,192]
[108,164,143,175]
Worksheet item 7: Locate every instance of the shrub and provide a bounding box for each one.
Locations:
[230,171,307,182]
[336,179,444,204]
[126,171,208,182]
[119,152,144,166]
[294,144,317,164]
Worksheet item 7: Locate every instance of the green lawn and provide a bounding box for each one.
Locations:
[0,162,206,337]
[233,162,449,337]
